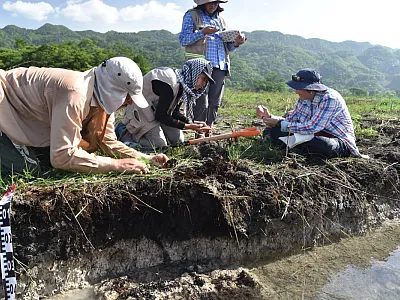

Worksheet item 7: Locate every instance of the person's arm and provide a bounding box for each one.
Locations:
[98,114,145,159]
[179,11,206,46]
[286,94,340,135]
[172,102,189,123]
[153,80,187,129]
[49,90,150,174]
[226,32,247,52]
[100,114,169,168]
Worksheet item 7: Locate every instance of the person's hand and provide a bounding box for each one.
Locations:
[115,158,149,174]
[184,122,211,133]
[203,26,219,34]
[262,117,280,127]
[256,105,272,118]
[149,153,169,168]
[193,121,212,133]
[233,33,247,47]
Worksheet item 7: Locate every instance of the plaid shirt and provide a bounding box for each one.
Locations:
[179,10,236,70]
[284,88,360,156]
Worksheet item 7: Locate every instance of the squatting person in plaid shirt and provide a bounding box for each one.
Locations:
[179,0,247,137]
[256,68,364,158]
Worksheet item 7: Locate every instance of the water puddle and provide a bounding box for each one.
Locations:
[318,247,400,299]
[47,288,96,300]
[252,222,400,299]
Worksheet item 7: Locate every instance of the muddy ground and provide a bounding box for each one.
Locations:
[6,118,400,299]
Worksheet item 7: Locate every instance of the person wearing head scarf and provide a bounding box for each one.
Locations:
[257,68,364,158]
[118,58,214,148]
[0,57,169,178]
[179,0,247,137]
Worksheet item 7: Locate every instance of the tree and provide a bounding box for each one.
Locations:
[349,88,368,97]
[253,72,286,92]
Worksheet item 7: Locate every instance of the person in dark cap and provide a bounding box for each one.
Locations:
[256,68,364,158]
[0,57,169,178]
[117,58,215,148]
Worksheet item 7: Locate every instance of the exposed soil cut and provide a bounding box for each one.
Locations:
[5,118,400,299]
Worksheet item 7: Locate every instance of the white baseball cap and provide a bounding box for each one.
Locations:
[94,57,148,114]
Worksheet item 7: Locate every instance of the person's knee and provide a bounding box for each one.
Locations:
[168,135,184,145]
[140,134,167,148]
[165,130,184,145]
[294,137,341,158]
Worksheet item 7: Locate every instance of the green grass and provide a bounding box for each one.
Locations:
[220,89,297,119]
[1,90,399,192]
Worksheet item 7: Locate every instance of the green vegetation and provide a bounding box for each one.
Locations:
[1,24,400,91]
[0,38,151,74]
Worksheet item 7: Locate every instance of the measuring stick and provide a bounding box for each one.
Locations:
[0,186,16,300]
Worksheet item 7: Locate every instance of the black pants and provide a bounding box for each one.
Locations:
[0,132,51,178]
[264,127,351,158]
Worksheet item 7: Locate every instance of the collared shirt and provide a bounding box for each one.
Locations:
[0,67,139,173]
[179,9,236,70]
[281,88,361,156]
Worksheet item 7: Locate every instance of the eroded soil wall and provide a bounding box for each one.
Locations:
[11,145,400,297]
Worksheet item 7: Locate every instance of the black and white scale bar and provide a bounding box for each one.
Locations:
[0,186,16,300]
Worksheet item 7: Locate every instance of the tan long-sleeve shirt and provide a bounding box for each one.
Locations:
[0,66,140,173]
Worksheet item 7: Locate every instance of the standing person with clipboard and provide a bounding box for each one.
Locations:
[179,0,247,138]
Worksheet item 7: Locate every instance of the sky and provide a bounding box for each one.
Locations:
[0,0,399,49]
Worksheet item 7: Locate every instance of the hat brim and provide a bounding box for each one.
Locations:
[286,80,328,91]
[130,93,149,109]
[203,71,215,84]
[196,0,227,4]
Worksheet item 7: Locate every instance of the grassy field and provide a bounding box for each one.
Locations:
[1,90,400,191]
[220,89,400,137]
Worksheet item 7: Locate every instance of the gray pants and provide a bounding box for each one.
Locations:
[118,123,184,148]
[194,68,226,125]
[0,132,50,178]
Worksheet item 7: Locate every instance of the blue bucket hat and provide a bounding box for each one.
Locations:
[286,68,328,91]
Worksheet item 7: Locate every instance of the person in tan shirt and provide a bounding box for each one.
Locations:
[0,57,168,177]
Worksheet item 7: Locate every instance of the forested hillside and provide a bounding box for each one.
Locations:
[1,23,399,94]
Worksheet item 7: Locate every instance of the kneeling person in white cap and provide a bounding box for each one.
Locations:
[0,56,168,177]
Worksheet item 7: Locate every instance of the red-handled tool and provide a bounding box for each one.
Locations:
[186,127,261,145]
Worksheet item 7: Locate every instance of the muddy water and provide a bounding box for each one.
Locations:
[48,288,96,299]
[253,221,400,299]
[49,222,400,299]
[318,247,400,299]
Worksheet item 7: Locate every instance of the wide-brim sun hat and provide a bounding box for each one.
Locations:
[94,57,148,114]
[194,0,228,5]
[286,68,328,91]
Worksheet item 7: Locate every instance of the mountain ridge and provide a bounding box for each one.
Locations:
[0,23,399,91]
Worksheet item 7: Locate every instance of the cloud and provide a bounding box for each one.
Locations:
[2,1,55,21]
[59,0,183,26]
[60,0,119,23]
[120,1,183,23]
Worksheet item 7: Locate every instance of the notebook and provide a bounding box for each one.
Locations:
[278,133,314,148]
[218,30,241,42]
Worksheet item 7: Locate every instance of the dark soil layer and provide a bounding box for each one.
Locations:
[8,119,400,298]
